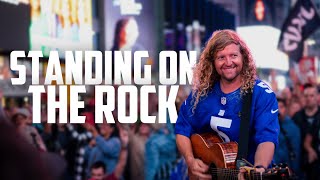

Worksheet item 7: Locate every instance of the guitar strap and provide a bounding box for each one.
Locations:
[236,90,253,169]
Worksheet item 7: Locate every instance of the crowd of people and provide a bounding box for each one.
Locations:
[0,85,189,180]
[3,73,320,180]
[273,83,320,180]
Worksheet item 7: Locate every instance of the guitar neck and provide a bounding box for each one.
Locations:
[210,167,285,180]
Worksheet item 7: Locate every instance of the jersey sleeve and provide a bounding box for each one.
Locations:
[252,81,280,147]
[175,93,194,138]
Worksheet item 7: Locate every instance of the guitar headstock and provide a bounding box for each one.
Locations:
[265,163,292,180]
[248,163,294,180]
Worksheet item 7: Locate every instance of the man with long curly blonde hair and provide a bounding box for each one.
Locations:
[175,30,279,179]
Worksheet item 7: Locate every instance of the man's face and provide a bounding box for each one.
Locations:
[214,43,243,83]
[288,102,301,117]
[15,114,27,126]
[304,87,318,109]
[91,167,105,180]
[99,123,114,137]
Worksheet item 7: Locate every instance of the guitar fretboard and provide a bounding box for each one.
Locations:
[209,165,285,180]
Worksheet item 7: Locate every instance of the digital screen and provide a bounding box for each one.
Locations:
[29,0,95,58]
[105,0,157,67]
[0,1,30,52]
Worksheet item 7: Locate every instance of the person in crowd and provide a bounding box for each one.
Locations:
[304,112,320,180]
[292,84,320,179]
[274,98,301,177]
[64,122,93,180]
[11,108,47,151]
[292,84,320,144]
[85,120,121,176]
[89,161,107,180]
[287,95,302,118]
[88,125,129,180]
[281,87,292,108]
[41,121,69,155]
[0,121,51,180]
[175,30,279,179]
[0,118,68,180]
[144,88,178,180]
[127,123,152,180]
[144,115,177,180]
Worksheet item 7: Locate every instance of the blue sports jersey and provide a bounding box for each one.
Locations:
[175,79,279,165]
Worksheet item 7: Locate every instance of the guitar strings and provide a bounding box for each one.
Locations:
[210,168,238,180]
[209,168,273,180]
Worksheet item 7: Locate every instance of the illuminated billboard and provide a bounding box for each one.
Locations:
[237,25,289,71]
[104,0,157,67]
[29,0,94,58]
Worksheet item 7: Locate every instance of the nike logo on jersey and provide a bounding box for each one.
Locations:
[271,109,278,114]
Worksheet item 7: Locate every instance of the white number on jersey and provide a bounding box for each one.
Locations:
[257,82,273,94]
[210,116,232,142]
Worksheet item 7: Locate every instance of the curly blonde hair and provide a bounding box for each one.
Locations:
[192,29,256,110]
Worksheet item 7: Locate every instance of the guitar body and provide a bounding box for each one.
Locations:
[191,133,238,169]
[191,133,292,180]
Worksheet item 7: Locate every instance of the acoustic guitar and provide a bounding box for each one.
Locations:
[191,133,291,180]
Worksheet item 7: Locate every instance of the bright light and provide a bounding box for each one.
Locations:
[306,39,316,46]
[0,0,19,5]
[236,26,289,71]
[275,75,286,91]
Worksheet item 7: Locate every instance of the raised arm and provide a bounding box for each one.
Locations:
[113,126,129,179]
